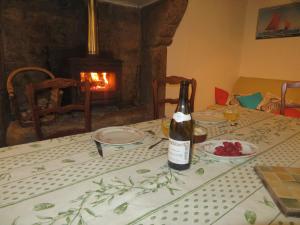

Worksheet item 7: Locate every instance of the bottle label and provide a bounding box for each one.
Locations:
[168,138,191,164]
[172,112,191,122]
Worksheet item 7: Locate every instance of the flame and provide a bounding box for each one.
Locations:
[80,71,116,92]
[91,72,100,81]
[80,72,85,82]
[102,72,109,84]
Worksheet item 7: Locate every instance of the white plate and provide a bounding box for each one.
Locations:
[192,112,226,124]
[198,140,257,160]
[92,126,145,145]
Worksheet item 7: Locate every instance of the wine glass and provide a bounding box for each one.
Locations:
[193,124,207,143]
[161,117,171,137]
[223,106,239,126]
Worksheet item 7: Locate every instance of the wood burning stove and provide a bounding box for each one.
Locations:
[69,0,122,105]
[69,56,121,105]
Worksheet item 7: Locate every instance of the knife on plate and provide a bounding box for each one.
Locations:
[94,141,103,157]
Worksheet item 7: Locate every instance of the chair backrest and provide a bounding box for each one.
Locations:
[152,76,196,119]
[27,78,91,140]
[6,67,57,127]
[280,81,300,115]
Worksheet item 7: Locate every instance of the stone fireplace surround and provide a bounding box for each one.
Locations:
[0,0,187,146]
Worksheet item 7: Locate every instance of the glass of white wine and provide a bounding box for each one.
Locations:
[161,117,171,137]
[223,106,239,126]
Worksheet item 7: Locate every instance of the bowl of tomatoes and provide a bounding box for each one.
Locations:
[198,140,257,160]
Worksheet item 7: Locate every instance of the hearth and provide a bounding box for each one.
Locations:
[69,0,122,105]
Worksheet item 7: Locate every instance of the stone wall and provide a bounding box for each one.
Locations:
[0,0,5,147]
[141,0,188,116]
[1,0,87,76]
[98,2,142,105]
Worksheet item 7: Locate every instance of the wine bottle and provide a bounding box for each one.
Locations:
[168,80,193,170]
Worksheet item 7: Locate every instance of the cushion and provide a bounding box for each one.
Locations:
[284,108,300,118]
[215,87,229,105]
[232,77,300,103]
[237,92,263,109]
[274,108,300,118]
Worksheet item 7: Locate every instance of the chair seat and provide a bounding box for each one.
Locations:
[6,114,85,146]
[6,121,37,146]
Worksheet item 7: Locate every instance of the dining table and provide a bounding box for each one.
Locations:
[0,107,300,225]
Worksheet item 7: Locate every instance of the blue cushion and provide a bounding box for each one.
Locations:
[237,92,263,109]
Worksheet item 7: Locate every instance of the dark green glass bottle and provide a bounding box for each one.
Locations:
[168,80,193,170]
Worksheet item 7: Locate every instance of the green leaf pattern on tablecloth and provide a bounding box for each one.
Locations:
[244,210,257,224]
[114,202,128,215]
[258,196,275,208]
[195,168,204,175]
[11,217,19,225]
[33,203,55,211]
[19,165,184,225]
[84,208,99,217]
[136,169,151,174]
[192,153,219,165]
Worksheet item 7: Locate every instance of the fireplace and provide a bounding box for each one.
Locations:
[0,0,188,147]
[69,55,121,105]
[69,0,122,105]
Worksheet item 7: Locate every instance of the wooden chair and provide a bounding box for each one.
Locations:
[27,78,91,140]
[280,81,300,115]
[6,67,64,146]
[6,67,59,127]
[152,76,196,119]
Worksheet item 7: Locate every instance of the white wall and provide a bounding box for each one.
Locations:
[239,0,300,80]
[166,0,247,115]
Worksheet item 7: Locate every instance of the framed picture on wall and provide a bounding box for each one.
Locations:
[256,2,300,39]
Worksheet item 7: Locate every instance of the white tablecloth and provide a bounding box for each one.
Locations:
[1,107,300,225]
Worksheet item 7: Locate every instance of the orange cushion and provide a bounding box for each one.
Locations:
[215,87,229,105]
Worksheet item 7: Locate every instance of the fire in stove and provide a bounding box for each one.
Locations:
[80,71,116,92]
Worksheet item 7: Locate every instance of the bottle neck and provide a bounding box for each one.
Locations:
[179,82,189,103]
[177,81,190,114]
